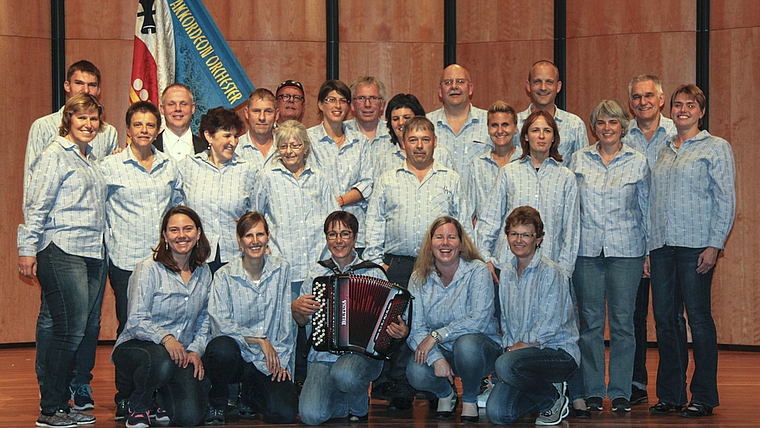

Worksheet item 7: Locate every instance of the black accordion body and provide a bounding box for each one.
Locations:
[311,274,412,359]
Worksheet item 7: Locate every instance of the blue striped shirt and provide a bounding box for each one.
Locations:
[372,144,456,184]
[428,106,493,180]
[114,257,212,356]
[476,156,579,277]
[253,162,339,282]
[364,162,474,264]
[300,254,388,363]
[649,130,736,251]
[466,148,523,220]
[101,147,184,270]
[209,255,294,375]
[499,252,580,364]
[18,136,106,259]
[622,114,676,169]
[568,143,650,258]
[343,118,395,157]
[514,105,589,163]
[407,258,500,365]
[179,153,259,263]
[236,131,278,170]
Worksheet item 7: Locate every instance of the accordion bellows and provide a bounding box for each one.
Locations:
[311,274,412,359]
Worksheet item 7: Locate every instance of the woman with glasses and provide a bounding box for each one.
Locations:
[307,80,373,254]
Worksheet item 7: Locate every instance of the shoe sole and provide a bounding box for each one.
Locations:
[36,423,76,428]
[72,404,94,411]
[535,396,569,426]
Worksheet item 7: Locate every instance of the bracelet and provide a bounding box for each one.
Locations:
[161,335,173,345]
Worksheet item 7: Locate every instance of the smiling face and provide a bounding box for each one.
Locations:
[245,97,278,137]
[205,128,239,164]
[318,90,349,125]
[438,65,473,108]
[594,114,623,147]
[325,220,357,267]
[127,111,159,150]
[277,136,306,172]
[67,108,101,146]
[525,116,554,158]
[237,221,269,261]
[351,83,384,126]
[671,93,704,132]
[160,86,196,135]
[527,63,561,110]
[432,222,461,268]
[488,112,518,148]
[507,223,542,263]
[163,213,200,258]
[629,79,665,122]
[404,127,437,170]
[390,107,415,146]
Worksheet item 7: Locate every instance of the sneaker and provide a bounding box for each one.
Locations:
[630,385,648,405]
[371,382,393,401]
[612,397,632,412]
[477,377,494,408]
[67,409,96,425]
[154,407,169,424]
[115,399,130,421]
[535,383,569,426]
[205,406,225,425]
[238,403,256,419]
[586,396,604,411]
[36,410,76,428]
[71,385,95,411]
[126,411,150,428]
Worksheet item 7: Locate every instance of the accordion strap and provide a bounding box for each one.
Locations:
[317,259,389,280]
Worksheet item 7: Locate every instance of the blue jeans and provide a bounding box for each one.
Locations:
[486,347,577,425]
[632,277,650,388]
[574,255,644,400]
[113,339,208,426]
[204,336,297,423]
[406,333,501,403]
[36,243,106,413]
[650,246,719,408]
[299,353,383,425]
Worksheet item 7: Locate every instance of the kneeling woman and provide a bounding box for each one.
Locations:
[204,212,297,424]
[112,206,212,427]
[406,216,501,422]
[293,211,408,425]
[486,206,579,426]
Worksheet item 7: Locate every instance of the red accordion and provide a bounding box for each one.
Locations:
[311,274,412,359]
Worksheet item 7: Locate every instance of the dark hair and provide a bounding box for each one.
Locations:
[385,93,426,145]
[317,79,351,103]
[153,206,211,273]
[519,110,562,162]
[199,107,245,145]
[504,206,545,239]
[323,211,359,236]
[670,84,707,128]
[59,93,104,137]
[126,101,161,129]
[66,60,101,85]
[237,211,269,238]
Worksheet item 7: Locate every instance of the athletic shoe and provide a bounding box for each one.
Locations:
[66,409,95,425]
[205,406,225,425]
[71,385,95,411]
[535,383,569,426]
[630,385,648,405]
[36,410,76,428]
[586,396,604,411]
[126,411,150,428]
[477,377,494,408]
[153,407,169,424]
[612,397,632,412]
[115,399,129,421]
[238,403,256,419]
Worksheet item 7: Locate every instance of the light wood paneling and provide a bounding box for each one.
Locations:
[340,0,441,43]
[458,0,554,42]
[566,0,695,37]
[0,0,50,37]
[205,0,325,42]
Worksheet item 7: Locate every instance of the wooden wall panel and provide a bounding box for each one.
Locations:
[457,0,554,116]
[0,1,50,344]
[709,0,760,345]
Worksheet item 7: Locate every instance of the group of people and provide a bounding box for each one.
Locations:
[19,58,735,428]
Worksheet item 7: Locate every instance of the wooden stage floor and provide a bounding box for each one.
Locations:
[1,345,758,427]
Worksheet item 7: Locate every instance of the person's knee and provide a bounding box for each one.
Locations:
[170,407,205,427]
[486,403,518,425]
[299,402,329,426]
[205,336,239,364]
[405,360,430,389]
[264,399,298,424]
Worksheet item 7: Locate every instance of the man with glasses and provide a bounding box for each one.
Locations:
[427,64,491,180]
[345,76,393,155]
[514,60,588,162]
[276,80,306,125]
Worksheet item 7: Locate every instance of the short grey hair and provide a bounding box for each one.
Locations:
[589,99,631,139]
[628,74,663,99]
[349,76,386,101]
[274,120,311,161]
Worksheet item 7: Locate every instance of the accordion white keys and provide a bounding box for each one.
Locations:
[311,274,412,359]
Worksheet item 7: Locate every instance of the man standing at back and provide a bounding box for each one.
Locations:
[514,60,588,161]
[237,88,279,169]
[154,83,205,160]
[345,76,393,156]
[275,79,306,125]
[427,64,491,180]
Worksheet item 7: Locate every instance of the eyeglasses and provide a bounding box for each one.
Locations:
[326,231,353,240]
[507,232,537,240]
[277,142,304,151]
[277,94,304,102]
[323,97,349,105]
[440,78,470,86]
[354,96,382,104]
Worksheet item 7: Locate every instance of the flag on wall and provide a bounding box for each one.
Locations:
[130,0,254,133]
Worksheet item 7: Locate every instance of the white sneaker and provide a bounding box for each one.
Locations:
[535,382,569,426]
[477,378,494,408]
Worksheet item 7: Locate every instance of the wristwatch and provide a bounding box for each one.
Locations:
[431,330,442,343]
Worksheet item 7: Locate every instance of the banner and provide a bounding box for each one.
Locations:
[130,0,255,133]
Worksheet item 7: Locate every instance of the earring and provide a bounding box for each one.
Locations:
[239,247,243,252]
[165,242,168,250]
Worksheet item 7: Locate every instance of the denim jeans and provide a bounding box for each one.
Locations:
[574,254,644,400]
[650,246,719,408]
[486,347,577,425]
[632,277,650,388]
[407,333,501,403]
[299,353,383,425]
[204,336,297,423]
[113,339,208,426]
[36,243,106,413]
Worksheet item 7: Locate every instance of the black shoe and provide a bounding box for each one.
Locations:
[371,382,393,401]
[630,385,648,405]
[436,391,458,419]
[681,403,713,418]
[204,406,225,425]
[572,406,591,419]
[586,396,603,411]
[348,413,368,422]
[388,397,413,411]
[649,401,683,414]
[460,414,479,423]
[612,397,631,413]
[115,399,129,421]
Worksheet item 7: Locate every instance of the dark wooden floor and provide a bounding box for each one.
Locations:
[2,346,758,427]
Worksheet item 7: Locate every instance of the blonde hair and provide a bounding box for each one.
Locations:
[59,93,104,137]
[274,120,311,161]
[411,216,482,284]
